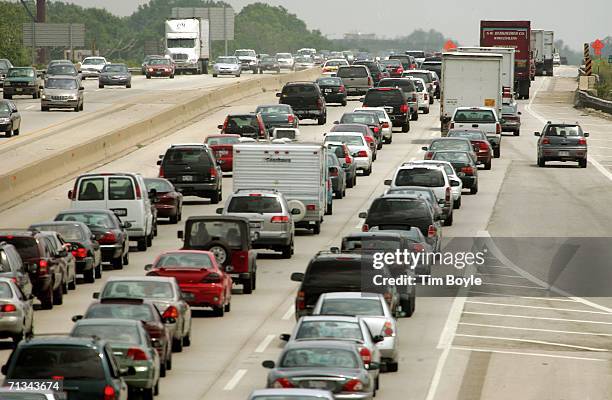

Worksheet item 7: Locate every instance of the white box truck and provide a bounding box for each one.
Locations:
[440,52,503,133]
[233,143,330,234]
[457,47,515,101]
[543,30,555,76]
[531,29,545,76]
[165,18,210,75]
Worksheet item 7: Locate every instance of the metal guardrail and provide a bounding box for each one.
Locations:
[576,90,612,114]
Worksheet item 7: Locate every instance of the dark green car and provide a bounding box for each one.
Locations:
[3,67,43,99]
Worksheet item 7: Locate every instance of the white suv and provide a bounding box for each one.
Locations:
[406,160,463,209]
[324,132,373,176]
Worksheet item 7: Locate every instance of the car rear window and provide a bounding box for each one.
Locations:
[108,177,135,200]
[405,72,431,83]
[280,348,359,368]
[72,324,141,344]
[31,224,84,241]
[256,105,291,114]
[55,212,116,229]
[325,135,364,146]
[10,346,106,380]
[0,281,13,299]
[413,80,425,91]
[364,89,404,105]
[0,237,40,260]
[317,77,341,86]
[378,79,416,92]
[320,298,384,316]
[370,198,429,214]
[85,303,154,321]
[206,136,239,145]
[155,252,214,268]
[144,178,174,193]
[328,145,346,158]
[187,221,243,248]
[325,60,348,67]
[356,109,386,120]
[78,177,104,201]
[406,51,426,58]
[453,110,496,123]
[282,85,317,96]
[433,152,471,163]
[337,66,368,78]
[343,237,401,251]
[164,148,212,165]
[228,196,282,213]
[296,320,363,341]
[545,125,581,136]
[448,131,485,141]
[305,260,362,288]
[395,169,444,187]
[101,280,174,299]
[430,140,471,151]
[341,113,377,125]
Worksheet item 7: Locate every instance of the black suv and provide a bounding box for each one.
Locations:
[277,82,327,125]
[377,78,419,121]
[290,251,400,320]
[2,336,132,400]
[0,241,33,298]
[158,144,223,203]
[363,87,410,132]
[0,230,65,309]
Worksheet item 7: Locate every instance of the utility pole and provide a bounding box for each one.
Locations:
[36,0,47,64]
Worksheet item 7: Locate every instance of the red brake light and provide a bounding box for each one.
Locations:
[134,181,141,200]
[363,136,374,144]
[345,156,352,164]
[578,137,587,145]
[316,98,323,109]
[356,150,368,157]
[359,347,372,365]
[427,225,437,238]
[412,94,417,102]
[222,118,228,131]
[368,76,373,86]
[383,320,394,336]
[373,127,379,133]
[496,123,502,134]
[478,142,489,150]
[162,305,179,319]
[273,378,294,388]
[103,385,116,400]
[343,379,364,392]
[424,152,433,160]
[400,104,408,113]
[271,215,290,223]
[541,137,550,145]
[445,187,451,203]
[98,232,117,245]
[329,168,339,177]
[413,243,425,252]
[297,291,305,310]
[158,165,165,178]
[461,166,474,175]
[288,115,295,124]
[1,304,17,312]
[361,224,369,232]
[382,122,390,128]
[126,348,148,361]
[38,260,48,274]
[75,247,87,259]
[339,85,346,93]
[209,166,217,177]
[306,204,316,211]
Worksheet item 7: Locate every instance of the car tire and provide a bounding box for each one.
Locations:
[12,331,25,347]
[317,116,326,125]
[95,263,102,279]
[363,166,372,176]
[126,83,131,88]
[484,160,492,170]
[74,106,79,112]
[281,241,293,259]
[13,128,19,135]
[172,337,184,352]
[347,174,355,188]
[5,129,12,138]
[146,74,151,79]
[513,130,520,136]
[166,352,172,371]
[79,102,84,111]
[63,279,69,294]
[98,84,104,89]
[170,74,175,79]
[579,159,587,168]
[213,306,225,317]
[3,94,12,99]
[183,333,191,347]
[444,212,454,226]
[160,360,167,377]
[53,282,63,305]
[494,148,500,158]
[68,273,77,290]
[537,157,545,167]
[169,214,179,224]
[146,233,153,247]
[424,107,430,114]
[154,381,160,396]
[212,73,217,78]
[402,122,410,133]
[243,275,254,294]
[470,184,479,195]
[454,197,462,209]
[429,97,434,105]
[411,112,418,121]
[123,251,129,266]
[111,255,123,270]
[325,200,333,215]
[209,190,220,204]
[83,267,95,283]
[312,222,321,235]
[40,286,53,310]
[137,238,147,251]
[142,388,154,400]
[386,361,399,372]
[41,105,48,112]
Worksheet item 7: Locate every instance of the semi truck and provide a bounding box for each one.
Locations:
[165,18,210,75]
[543,30,555,76]
[480,20,532,99]
[457,46,515,101]
[531,29,544,76]
[440,52,503,133]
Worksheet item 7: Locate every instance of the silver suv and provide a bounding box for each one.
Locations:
[216,189,300,258]
[41,75,84,112]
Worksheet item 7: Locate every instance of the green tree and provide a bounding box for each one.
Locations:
[0,1,33,65]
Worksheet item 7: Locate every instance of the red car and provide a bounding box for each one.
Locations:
[145,57,175,79]
[145,250,232,317]
[144,178,183,224]
[447,129,493,170]
[380,60,404,77]
[205,134,241,172]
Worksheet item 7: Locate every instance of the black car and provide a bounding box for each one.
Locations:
[2,335,132,400]
[337,112,383,149]
[377,78,419,121]
[315,76,347,106]
[0,99,21,137]
[277,82,327,125]
[0,242,33,298]
[29,221,102,287]
[362,88,410,133]
[54,209,129,274]
[431,150,479,194]
[353,60,385,85]
[290,251,400,320]
[39,231,77,294]
[157,144,223,203]
[421,59,442,81]
[255,104,299,133]
[0,230,65,309]
[258,56,281,74]
[99,63,132,89]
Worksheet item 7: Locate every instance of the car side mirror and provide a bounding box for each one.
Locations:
[584,132,589,137]
[290,272,304,282]
[534,132,540,136]
[177,230,184,239]
[451,180,461,187]
[438,199,446,206]
[250,231,260,242]
[156,160,162,165]
[366,362,381,371]
[217,124,223,130]
[359,97,364,102]
[372,335,384,343]
[67,190,73,199]
[358,211,367,218]
[517,111,522,115]
[500,119,506,124]
[216,207,223,214]
[275,93,281,97]
[1,365,6,375]
[421,146,428,151]
[262,360,275,369]
[434,214,442,221]
[122,222,132,229]
[144,264,153,271]
[163,317,177,324]
[330,246,340,253]
[72,315,83,322]
[333,121,339,124]
[383,179,391,185]
[279,333,290,342]
[57,249,68,257]
[120,366,137,377]
[92,292,100,299]
[79,86,84,90]
[291,208,301,215]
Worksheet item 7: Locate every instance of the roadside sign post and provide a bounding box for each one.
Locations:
[23,23,85,64]
[584,43,592,76]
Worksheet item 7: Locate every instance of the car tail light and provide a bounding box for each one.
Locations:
[126,348,149,361]
[316,98,323,109]
[69,182,78,200]
[496,123,501,134]
[461,166,474,175]
[38,260,48,275]
[383,320,395,336]
[0,304,17,312]
[162,305,179,319]
[412,94,417,102]
[103,385,116,400]
[478,142,489,151]
[382,122,390,128]
[343,379,364,392]
[373,127,380,134]
[209,166,217,178]
[148,68,153,72]
[287,115,295,124]
[361,224,369,232]
[356,150,368,157]
[273,378,294,388]
[71,247,87,259]
[368,76,374,86]
[364,136,374,144]
[98,232,117,245]
[397,67,404,74]
[578,137,587,145]
[329,168,338,177]
[541,137,550,145]
[306,204,316,211]
[445,187,451,203]
[222,118,228,131]
[345,156,352,164]
[203,273,222,283]
[296,291,305,310]
[412,243,425,252]
[271,215,290,223]
[427,225,437,238]
[339,85,346,93]
[359,347,372,365]
[158,165,165,178]
[424,152,433,160]
[400,104,408,113]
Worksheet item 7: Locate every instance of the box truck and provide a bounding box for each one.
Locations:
[480,20,532,99]
[543,30,555,76]
[457,46,515,101]
[440,52,503,133]
[233,143,330,234]
[531,29,545,76]
[165,18,210,75]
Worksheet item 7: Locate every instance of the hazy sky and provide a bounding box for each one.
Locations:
[34,0,612,50]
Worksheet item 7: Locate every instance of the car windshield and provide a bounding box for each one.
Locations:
[356,109,386,120]
[320,298,384,316]
[56,212,117,229]
[151,58,170,65]
[297,321,364,341]
[155,252,214,268]
[545,125,582,136]
[378,79,415,92]
[295,57,312,63]
[0,282,13,299]
[380,60,401,68]
[262,57,276,62]
[0,237,39,260]
[224,116,260,134]
[448,131,485,140]
[317,77,341,86]
[0,103,10,113]
[101,280,173,300]
[325,135,364,146]
[216,57,237,64]
[31,224,84,241]
[85,303,154,320]
[47,65,76,75]
[365,89,404,104]
[337,67,368,78]
[235,50,255,57]
[72,324,141,344]
[10,346,106,380]
[83,58,105,65]
[341,114,377,125]
[45,78,77,90]
[0,60,11,69]
[144,178,174,193]
[430,140,471,151]
[228,196,282,213]
[187,221,244,248]
[408,164,455,178]
[370,198,429,215]
[280,348,359,368]
[8,69,34,78]
[206,136,239,145]
[395,169,444,187]
[433,152,471,163]
[326,60,348,67]
[277,53,292,58]
[454,110,496,123]
[256,105,291,114]
[167,39,195,48]
[103,65,127,73]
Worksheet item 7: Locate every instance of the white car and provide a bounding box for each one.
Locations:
[411,77,430,114]
[321,58,349,75]
[312,292,400,372]
[405,160,463,208]
[324,132,373,176]
[451,106,500,136]
[79,56,108,79]
[275,53,294,70]
[354,107,393,144]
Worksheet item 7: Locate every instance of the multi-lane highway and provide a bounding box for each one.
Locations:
[0,65,610,399]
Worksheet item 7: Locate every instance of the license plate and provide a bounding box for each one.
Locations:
[558,151,570,157]
[307,381,329,389]
[111,208,127,217]
[325,89,332,93]
[182,175,194,182]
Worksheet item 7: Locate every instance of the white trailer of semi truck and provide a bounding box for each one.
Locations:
[165,18,210,75]
[531,29,545,76]
[543,30,555,76]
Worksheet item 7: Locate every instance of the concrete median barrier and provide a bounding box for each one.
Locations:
[0,68,321,210]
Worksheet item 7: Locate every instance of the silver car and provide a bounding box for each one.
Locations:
[212,56,241,77]
[0,277,34,345]
[312,292,399,372]
[40,75,84,112]
[94,276,192,352]
[217,189,299,259]
[248,388,334,400]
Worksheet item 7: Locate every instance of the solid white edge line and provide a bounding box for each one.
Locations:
[458,322,612,337]
[281,304,295,320]
[454,333,609,352]
[222,369,248,391]
[255,334,276,353]
[451,346,606,362]
[463,311,612,325]
[424,346,450,400]
[465,300,612,315]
